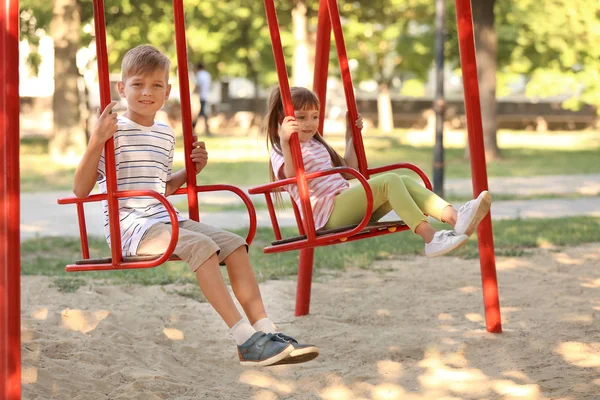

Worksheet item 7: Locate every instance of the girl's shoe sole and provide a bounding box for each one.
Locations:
[464,192,492,237]
[426,235,469,258]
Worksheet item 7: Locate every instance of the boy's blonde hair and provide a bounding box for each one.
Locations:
[121,45,171,81]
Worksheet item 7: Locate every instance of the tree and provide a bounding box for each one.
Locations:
[48,0,87,160]
[472,0,500,160]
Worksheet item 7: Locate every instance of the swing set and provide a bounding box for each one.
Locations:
[1,0,501,398]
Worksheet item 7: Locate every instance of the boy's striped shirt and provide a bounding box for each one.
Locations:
[97,116,187,256]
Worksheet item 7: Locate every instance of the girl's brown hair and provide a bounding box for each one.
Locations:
[265,86,345,188]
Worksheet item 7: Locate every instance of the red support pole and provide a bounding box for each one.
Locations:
[313,0,331,134]
[295,249,315,316]
[1,0,21,398]
[263,0,317,240]
[173,0,199,222]
[454,0,502,333]
[327,0,369,178]
[92,0,123,266]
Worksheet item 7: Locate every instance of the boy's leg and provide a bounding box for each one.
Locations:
[137,222,242,327]
[180,221,319,365]
[176,221,265,322]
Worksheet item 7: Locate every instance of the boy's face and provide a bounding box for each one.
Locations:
[117,68,171,125]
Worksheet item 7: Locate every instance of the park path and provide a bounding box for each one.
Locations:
[20,173,600,240]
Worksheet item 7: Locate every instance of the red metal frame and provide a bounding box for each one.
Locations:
[254,0,501,332]
[1,0,21,397]
[455,0,502,333]
[56,0,257,272]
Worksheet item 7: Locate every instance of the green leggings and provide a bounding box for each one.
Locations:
[323,173,451,232]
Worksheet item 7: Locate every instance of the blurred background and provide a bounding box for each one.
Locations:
[17,0,600,194]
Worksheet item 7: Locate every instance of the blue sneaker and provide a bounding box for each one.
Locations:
[237,332,293,367]
[271,333,319,365]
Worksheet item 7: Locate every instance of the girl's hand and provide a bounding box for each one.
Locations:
[355,113,363,130]
[191,136,208,173]
[346,111,363,131]
[91,101,118,145]
[280,116,299,143]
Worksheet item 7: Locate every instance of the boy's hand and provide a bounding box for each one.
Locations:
[191,136,208,173]
[280,116,299,143]
[91,101,119,145]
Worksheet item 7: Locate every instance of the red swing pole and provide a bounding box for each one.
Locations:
[263,0,317,241]
[173,0,199,222]
[327,0,369,178]
[93,0,123,265]
[0,0,21,398]
[293,0,334,317]
[313,0,331,135]
[455,0,501,333]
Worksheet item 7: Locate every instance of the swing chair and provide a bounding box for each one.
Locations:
[249,0,502,334]
[56,0,257,272]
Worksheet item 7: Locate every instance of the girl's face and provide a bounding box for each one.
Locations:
[294,108,320,142]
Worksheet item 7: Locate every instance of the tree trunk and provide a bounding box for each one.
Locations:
[471,0,501,160]
[377,83,394,133]
[49,0,86,162]
[292,1,312,87]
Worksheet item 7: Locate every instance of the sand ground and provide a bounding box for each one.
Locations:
[21,243,600,400]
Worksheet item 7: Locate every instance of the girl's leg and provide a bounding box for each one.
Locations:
[399,175,457,225]
[324,173,430,237]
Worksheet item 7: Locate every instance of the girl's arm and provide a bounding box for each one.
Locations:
[341,112,363,170]
[73,102,118,198]
[279,116,300,179]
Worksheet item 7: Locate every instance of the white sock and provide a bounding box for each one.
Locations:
[231,319,256,346]
[253,317,277,334]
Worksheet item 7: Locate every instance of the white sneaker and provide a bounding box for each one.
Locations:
[454,191,492,237]
[424,230,469,258]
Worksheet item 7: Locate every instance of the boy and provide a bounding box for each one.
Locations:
[73,45,318,367]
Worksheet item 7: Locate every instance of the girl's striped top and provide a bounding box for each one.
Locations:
[97,116,187,256]
[270,138,349,230]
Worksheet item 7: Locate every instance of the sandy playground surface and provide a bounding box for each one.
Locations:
[21,243,600,400]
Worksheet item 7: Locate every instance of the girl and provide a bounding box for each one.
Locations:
[266,86,492,258]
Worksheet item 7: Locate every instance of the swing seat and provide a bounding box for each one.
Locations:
[249,163,430,254]
[58,184,257,272]
[270,220,408,247]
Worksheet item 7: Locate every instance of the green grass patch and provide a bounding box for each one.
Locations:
[19,132,600,192]
[21,217,600,289]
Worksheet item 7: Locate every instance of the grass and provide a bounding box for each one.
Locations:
[19,130,600,192]
[21,216,600,294]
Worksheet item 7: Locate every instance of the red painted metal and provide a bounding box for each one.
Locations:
[327,0,369,178]
[173,0,199,222]
[455,0,502,333]
[313,0,331,134]
[295,249,315,316]
[249,166,374,249]
[0,0,21,398]
[172,185,257,244]
[76,203,90,259]
[59,190,180,271]
[263,0,318,241]
[92,0,123,265]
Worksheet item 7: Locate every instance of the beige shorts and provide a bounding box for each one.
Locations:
[136,220,247,272]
